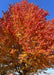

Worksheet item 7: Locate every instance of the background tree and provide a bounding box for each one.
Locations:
[0,0,54,75]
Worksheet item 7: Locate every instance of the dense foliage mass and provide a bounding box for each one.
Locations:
[0,0,54,74]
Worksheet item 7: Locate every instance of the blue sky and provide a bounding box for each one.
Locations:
[0,0,54,20]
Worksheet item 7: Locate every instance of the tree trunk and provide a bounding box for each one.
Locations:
[23,70,34,75]
[36,71,39,75]
[29,72,34,75]
[23,71,27,75]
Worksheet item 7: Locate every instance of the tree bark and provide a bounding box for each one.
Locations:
[22,72,34,75]
[23,70,27,75]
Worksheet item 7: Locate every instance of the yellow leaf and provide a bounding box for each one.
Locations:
[16,32,21,37]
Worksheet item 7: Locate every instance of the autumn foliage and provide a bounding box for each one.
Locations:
[0,0,54,74]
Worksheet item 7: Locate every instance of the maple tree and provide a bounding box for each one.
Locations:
[0,0,54,75]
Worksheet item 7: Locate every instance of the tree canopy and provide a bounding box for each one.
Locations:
[0,0,54,75]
